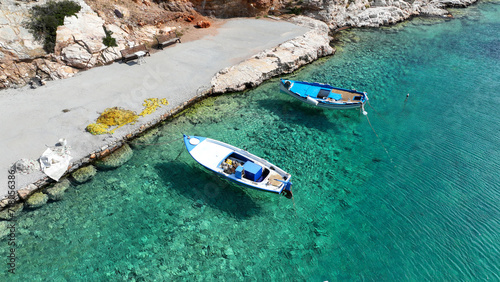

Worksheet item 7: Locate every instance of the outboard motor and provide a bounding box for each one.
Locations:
[282,181,293,199]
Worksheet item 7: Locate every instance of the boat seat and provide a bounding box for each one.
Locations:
[268,173,284,187]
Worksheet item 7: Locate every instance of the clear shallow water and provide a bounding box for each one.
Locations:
[2,2,500,280]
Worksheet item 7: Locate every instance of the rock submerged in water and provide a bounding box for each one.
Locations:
[0,221,11,238]
[26,192,48,209]
[130,128,159,148]
[71,165,97,183]
[45,179,71,201]
[95,144,134,170]
[0,203,24,220]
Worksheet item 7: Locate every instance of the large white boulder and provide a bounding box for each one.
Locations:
[55,0,106,68]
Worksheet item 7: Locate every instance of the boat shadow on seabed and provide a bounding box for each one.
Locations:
[257,98,360,132]
[154,162,261,219]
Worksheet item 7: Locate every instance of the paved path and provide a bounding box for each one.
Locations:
[0,18,310,198]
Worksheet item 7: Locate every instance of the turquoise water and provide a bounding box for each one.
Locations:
[2,2,500,280]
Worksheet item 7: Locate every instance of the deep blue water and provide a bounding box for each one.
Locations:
[2,2,499,280]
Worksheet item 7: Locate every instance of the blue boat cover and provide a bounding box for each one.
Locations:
[290,83,343,101]
[290,83,320,97]
[328,92,342,100]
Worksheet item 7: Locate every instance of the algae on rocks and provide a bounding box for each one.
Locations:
[0,203,24,221]
[45,178,72,201]
[95,144,134,170]
[130,128,160,149]
[0,221,11,239]
[71,165,97,184]
[26,192,48,209]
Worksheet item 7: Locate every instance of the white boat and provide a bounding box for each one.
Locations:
[183,135,293,198]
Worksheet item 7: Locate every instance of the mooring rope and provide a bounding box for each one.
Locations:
[367,99,380,115]
[291,188,298,217]
[366,99,388,121]
[362,104,393,163]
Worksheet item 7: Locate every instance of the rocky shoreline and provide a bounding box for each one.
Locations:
[1,0,479,90]
[0,0,480,218]
[0,16,321,218]
[0,85,215,219]
[211,16,334,93]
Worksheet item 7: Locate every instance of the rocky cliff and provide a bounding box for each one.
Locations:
[301,0,478,29]
[0,0,72,88]
[0,0,479,89]
[0,0,198,89]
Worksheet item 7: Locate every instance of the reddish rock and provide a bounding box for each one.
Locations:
[185,15,195,22]
[196,20,211,28]
[101,149,110,157]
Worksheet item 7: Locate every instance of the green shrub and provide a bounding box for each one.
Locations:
[26,0,81,53]
[102,26,117,48]
[289,7,302,15]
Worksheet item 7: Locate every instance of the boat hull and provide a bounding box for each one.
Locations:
[183,135,293,197]
[279,79,367,110]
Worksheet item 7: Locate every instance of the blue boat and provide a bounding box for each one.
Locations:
[280,79,368,109]
[183,135,293,198]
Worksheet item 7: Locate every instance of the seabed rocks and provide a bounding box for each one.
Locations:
[0,202,23,220]
[45,178,72,201]
[0,221,10,238]
[71,165,97,184]
[95,143,134,170]
[25,192,48,209]
[130,128,160,149]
